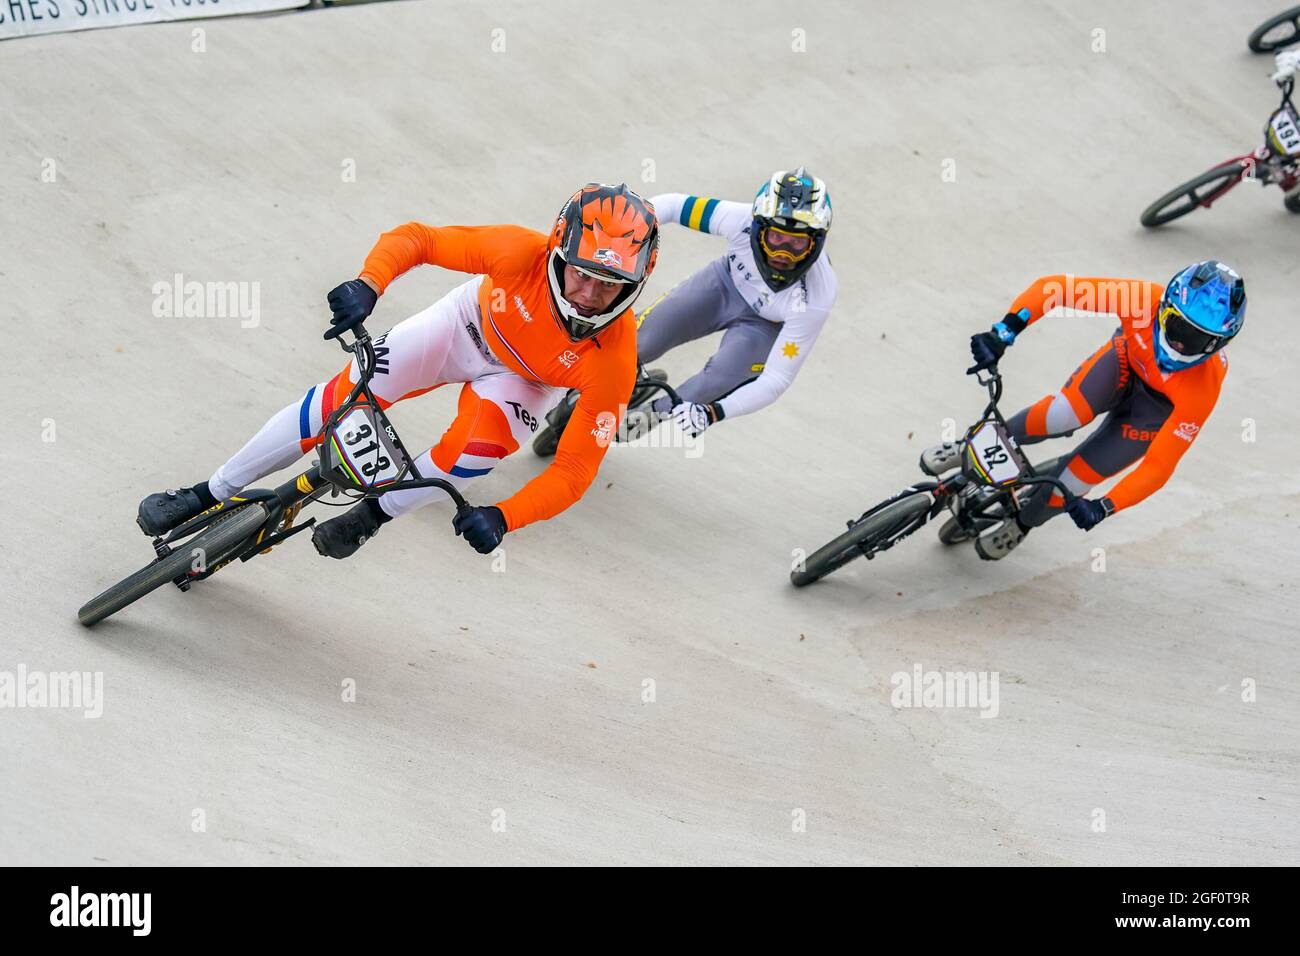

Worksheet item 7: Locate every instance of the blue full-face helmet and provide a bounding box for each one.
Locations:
[1154,260,1246,372]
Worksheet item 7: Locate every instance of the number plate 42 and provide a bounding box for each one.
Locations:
[963,419,1028,488]
[320,404,403,490]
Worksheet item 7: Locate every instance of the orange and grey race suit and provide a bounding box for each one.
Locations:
[206,224,637,532]
[1001,275,1227,527]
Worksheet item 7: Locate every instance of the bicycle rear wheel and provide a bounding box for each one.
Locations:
[1248,5,1300,53]
[77,504,268,627]
[791,492,931,587]
[1140,162,1245,228]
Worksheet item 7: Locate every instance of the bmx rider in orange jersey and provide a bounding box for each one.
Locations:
[136,184,660,557]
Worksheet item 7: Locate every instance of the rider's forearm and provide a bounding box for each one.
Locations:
[495,448,596,531]
[648,193,687,227]
[1105,411,1209,511]
[1006,275,1163,330]
[359,222,440,292]
[716,354,798,419]
[716,310,827,419]
[358,222,515,292]
[1105,460,1171,512]
[493,405,612,530]
[649,193,739,234]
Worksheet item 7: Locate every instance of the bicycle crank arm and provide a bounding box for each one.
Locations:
[236,517,317,562]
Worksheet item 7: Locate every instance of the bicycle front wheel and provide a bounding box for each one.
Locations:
[1140,162,1246,228]
[77,503,268,627]
[1248,5,1300,53]
[791,492,931,587]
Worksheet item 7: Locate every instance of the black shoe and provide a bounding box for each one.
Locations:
[137,488,206,536]
[312,500,384,560]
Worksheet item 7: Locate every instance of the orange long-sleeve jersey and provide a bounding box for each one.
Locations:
[359,223,637,531]
[1007,275,1227,512]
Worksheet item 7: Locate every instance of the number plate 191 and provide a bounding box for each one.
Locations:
[1270,108,1300,156]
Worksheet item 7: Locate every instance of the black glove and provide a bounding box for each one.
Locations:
[1065,496,1112,531]
[967,330,1008,374]
[967,310,1030,374]
[453,506,507,554]
[324,279,378,340]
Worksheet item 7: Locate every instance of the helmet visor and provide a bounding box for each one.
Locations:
[568,261,634,285]
[1159,303,1226,356]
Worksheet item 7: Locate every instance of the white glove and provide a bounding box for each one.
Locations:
[672,402,721,438]
[1274,49,1300,84]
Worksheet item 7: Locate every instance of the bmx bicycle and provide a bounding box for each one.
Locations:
[1139,77,1299,227]
[78,322,472,626]
[790,363,1075,587]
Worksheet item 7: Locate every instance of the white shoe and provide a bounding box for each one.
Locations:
[920,440,964,476]
[974,519,1026,561]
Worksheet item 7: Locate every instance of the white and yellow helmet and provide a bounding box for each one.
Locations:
[750,167,832,290]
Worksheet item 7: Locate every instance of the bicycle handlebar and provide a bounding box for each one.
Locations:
[1018,474,1077,504]
[633,378,684,409]
[328,321,472,514]
[969,359,1078,504]
[973,362,1004,408]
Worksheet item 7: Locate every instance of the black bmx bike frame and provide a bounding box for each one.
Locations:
[149,321,472,581]
[890,364,1076,535]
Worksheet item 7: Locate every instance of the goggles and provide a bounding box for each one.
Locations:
[1158,302,1227,356]
[759,224,814,263]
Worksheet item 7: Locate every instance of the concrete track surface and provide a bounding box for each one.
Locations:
[2,1,1297,865]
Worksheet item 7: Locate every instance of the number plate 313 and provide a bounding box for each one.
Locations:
[323,406,403,489]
